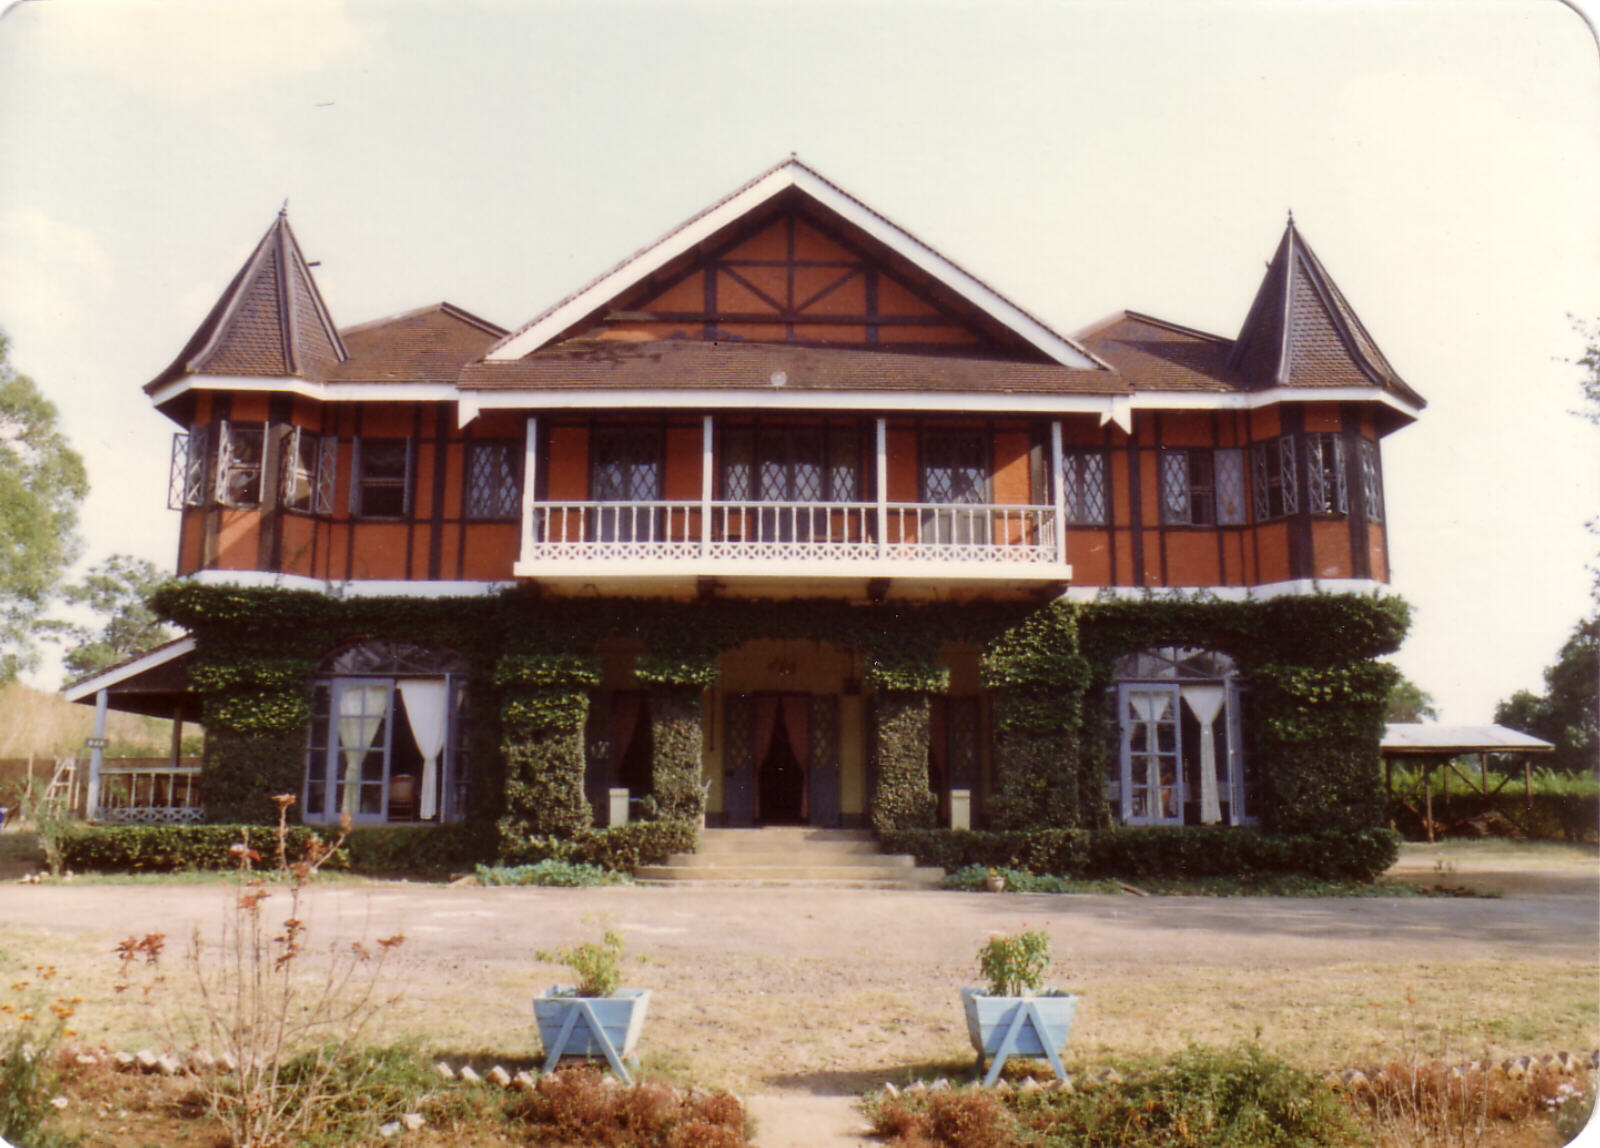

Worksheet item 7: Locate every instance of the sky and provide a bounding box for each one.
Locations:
[0,0,1595,723]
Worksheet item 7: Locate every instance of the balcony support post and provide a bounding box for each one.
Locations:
[875,417,888,560]
[520,416,540,564]
[1050,420,1067,567]
[701,415,714,556]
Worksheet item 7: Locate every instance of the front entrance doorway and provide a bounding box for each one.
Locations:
[756,696,808,825]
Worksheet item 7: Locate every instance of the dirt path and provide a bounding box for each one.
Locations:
[1,853,1594,1147]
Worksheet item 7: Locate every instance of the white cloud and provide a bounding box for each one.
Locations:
[16,0,379,103]
[0,208,114,339]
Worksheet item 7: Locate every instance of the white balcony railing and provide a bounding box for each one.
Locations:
[88,758,203,824]
[519,499,1062,576]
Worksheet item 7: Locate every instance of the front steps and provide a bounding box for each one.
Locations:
[635,827,945,889]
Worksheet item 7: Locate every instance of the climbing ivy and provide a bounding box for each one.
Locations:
[648,689,706,822]
[870,691,937,833]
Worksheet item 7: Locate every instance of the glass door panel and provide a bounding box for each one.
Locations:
[1119,683,1182,825]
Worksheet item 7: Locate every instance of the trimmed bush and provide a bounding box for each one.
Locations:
[60,824,347,873]
[341,824,490,874]
[475,860,631,886]
[870,692,937,833]
[879,827,1090,876]
[498,818,697,871]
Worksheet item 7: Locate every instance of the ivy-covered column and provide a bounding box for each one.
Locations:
[1252,660,1398,835]
[982,604,1090,830]
[864,651,945,833]
[494,654,600,849]
[190,658,313,824]
[637,653,717,824]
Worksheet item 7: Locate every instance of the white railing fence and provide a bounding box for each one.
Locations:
[88,758,204,824]
[525,500,1058,566]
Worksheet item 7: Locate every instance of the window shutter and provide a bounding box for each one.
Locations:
[280,427,303,505]
[1278,436,1298,515]
[215,421,235,503]
[1214,448,1246,525]
[348,438,363,515]
[168,434,190,510]
[316,435,338,515]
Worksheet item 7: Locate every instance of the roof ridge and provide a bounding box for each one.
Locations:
[340,300,508,338]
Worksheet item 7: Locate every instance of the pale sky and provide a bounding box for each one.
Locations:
[0,0,1596,722]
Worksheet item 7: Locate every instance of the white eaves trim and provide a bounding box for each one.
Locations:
[1058,579,1394,603]
[487,160,1106,371]
[62,636,198,703]
[456,384,1421,432]
[185,570,514,597]
[149,375,461,408]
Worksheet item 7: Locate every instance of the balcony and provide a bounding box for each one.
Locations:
[514,498,1070,589]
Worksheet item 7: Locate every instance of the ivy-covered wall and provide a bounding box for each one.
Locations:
[153,583,1408,844]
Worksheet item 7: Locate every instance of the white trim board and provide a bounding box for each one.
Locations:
[486,160,1105,370]
[62,637,198,703]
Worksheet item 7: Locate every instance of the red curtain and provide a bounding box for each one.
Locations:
[752,696,780,822]
[781,694,810,820]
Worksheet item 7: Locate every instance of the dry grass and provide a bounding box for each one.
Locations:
[0,682,181,760]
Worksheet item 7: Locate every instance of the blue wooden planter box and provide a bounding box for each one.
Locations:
[534,987,651,1062]
[961,987,1078,1085]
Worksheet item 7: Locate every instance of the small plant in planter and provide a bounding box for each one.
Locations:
[983,866,1007,893]
[533,925,651,1083]
[961,929,1078,1086]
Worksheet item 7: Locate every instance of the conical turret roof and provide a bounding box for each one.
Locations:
[1229,218,1423,408]
[146,208,346,393]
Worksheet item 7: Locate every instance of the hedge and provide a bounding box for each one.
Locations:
[881,825,1400,883]
[1386,792,1599,843]
[60,824,348,873]
[497,819,698,871]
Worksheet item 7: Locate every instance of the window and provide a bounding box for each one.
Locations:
[1251,436,1298,520]
[167,428,208,509]
[1359,438,1384,523]
[1159,449,1214,525]
[303,641,470,824]
[591,427,661,541]
[350,438,412,518]
[281,428,338,514]
[921,431,988,544]
[1112,646,1254,826]
[466,441,522,519]
[1214,448,1248,525]
[1304,432,1349,515]
[214,421,265,507]
[1060,450,1108,525]
[720,423,859,502]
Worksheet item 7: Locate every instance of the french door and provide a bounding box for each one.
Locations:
[1117,683,1182,825]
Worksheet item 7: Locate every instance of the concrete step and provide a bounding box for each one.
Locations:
[694,839,885,857]
[664,850,913,869]
[635,865,946,889]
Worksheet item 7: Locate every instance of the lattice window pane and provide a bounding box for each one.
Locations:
[467,442,520,518]
[923,433,985,504]
[315,436,338,514]
[1215,448,1247,524]
[1304,434,1326,512]
[1251,442,1270,521]
[1062,451,1107,525]
[722,428,752,500]
[215,421,265,507]
[169,430,207,509]
[1160,450,1191,524]
[1360,439,1384,523]
[827,425,859,501]
[1278,436,1298,514]
[1303,433,1347,515]
[790,429,823,502]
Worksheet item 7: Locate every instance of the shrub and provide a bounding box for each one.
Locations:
[499,819,697,871]
[475,860,632,887]
[1085,826,1399,883]
[879,828,1090,876]
[342,824,489,875]
[977,930,1051,997]
[60,823,348,873]
[942,865,1075,894]
[0,965,78,1148]
[508,1067,750,1146]
[536,927,626,998]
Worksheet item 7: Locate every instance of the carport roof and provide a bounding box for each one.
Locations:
[1381,723,1554,756]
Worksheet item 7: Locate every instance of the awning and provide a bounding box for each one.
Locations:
[61,636,201,723]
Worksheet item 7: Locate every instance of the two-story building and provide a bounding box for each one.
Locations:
[70,159,1420,841]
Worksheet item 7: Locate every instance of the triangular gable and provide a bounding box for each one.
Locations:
[488,158,1105,370]
[1230,220,1424,408]
[145,209,346,393]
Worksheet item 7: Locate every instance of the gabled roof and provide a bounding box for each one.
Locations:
[459,338,1130,396]
[145,209,346,393]
[326,303,506,385]
[1075,312,1237,393]
[486,157,1107,371]
[1229,219,1425,408]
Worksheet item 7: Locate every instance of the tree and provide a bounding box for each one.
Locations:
[59,554,174,680]
[1385,673,1439,723]
[1494,615,1598,775]
[0,329,88,680]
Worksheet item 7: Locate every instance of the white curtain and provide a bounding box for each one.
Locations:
[1182,685,1227,825]
[338,684,389,817]
[398,679,449,821]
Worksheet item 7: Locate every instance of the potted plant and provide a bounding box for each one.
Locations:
[960,929,1077,1086]
[983,867,1006,893]
[533,926,651,1083]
